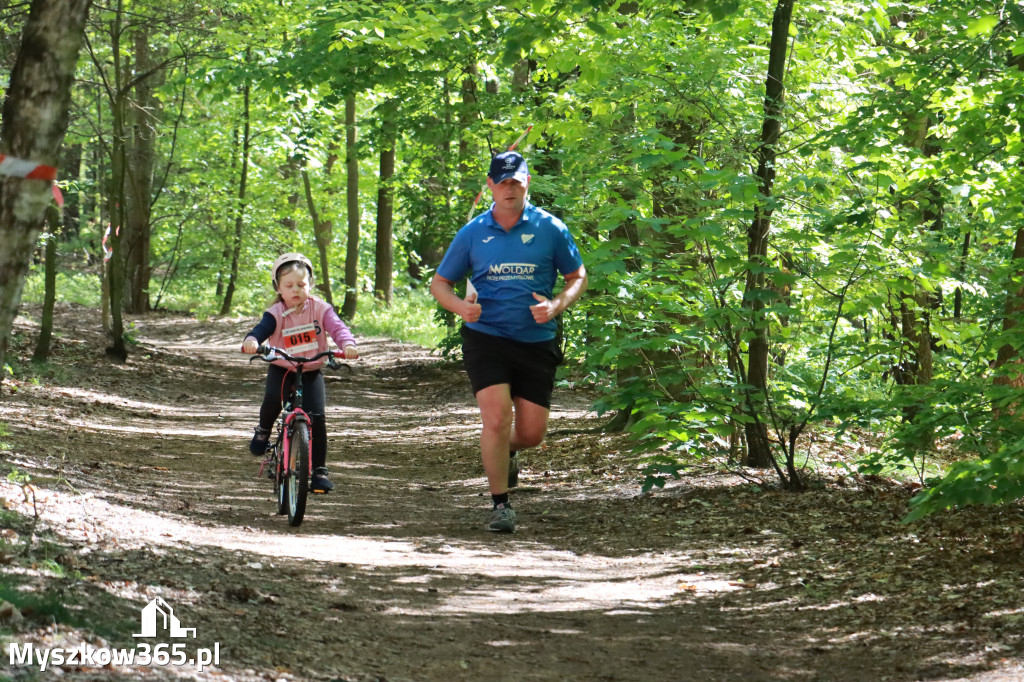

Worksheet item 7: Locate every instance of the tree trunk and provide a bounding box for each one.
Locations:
[32,204,60,362]
[61,142,82,239]
[124,28,161,314]
[743,0,794,469]
[301,168,333,306]
[0,0,92,382]
[342,92,359,320]
[220,56,251,316]
[457,66,478,209]
[994,227,1024,389]
[104,0,128,360]
[216,123,240,301]
[993,54,1024,395]
[408,81,452,284]
[954,232,970,321]
[106,99,128,359]
[374,109,395,305]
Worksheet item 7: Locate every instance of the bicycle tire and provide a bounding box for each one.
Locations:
[272,442,288,515]
[287,420,310,526]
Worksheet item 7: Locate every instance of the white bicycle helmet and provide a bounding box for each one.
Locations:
[271,252,314,287]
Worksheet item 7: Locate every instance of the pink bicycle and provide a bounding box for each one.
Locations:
[251,344,346,526]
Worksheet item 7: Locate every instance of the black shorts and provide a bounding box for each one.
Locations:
[460,326,564,409]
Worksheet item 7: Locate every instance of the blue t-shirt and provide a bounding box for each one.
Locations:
[437,202,584,342]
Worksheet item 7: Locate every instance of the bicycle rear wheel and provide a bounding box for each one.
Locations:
[286,420,310,526]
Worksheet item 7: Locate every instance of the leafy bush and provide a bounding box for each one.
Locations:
[903,382,1024,521]
[20,268,101,307]
[351,288,444,348]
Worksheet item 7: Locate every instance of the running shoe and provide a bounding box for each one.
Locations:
[249,426,271,456]
[488,502,516,533]
[310,467,334,493]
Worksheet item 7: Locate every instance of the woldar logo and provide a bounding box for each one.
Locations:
[134,598,196,639]
[489,263,536,276]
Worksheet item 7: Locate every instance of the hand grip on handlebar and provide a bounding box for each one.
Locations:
[255,343,280,362]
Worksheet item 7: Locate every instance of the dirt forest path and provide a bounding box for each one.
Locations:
[3,306,1024,681]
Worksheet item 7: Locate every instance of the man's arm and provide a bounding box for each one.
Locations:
[430,273,482,323]
[530,265,588,324]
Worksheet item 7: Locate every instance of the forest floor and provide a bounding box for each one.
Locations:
[2,304,1024,681]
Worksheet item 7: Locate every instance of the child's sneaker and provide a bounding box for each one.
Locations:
[488,502,516,533]
[249,426,271,456]
[310,467,334,493]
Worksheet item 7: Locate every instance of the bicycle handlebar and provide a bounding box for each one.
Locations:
[251,344,346,369]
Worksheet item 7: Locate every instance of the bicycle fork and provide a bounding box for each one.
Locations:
[282,409,313,477]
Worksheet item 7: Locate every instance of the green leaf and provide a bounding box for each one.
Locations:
[966,15,999,38]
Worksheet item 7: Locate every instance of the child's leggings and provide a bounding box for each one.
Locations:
[259,365,328,469]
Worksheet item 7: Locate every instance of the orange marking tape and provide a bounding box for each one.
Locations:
[0,154,57,181]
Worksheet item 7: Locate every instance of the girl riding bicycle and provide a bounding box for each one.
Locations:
[241,253,359,493]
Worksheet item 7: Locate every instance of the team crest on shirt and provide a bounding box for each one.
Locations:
[521,233,535,245]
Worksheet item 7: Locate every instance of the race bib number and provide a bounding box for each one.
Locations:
[281,322,318,354]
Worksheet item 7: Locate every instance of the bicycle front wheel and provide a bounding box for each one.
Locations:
[272,442,288,516]
[286,420,310,526]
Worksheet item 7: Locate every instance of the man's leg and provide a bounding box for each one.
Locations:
[505,397,550,489]
[510,396,550,452]
[475,383,514,494]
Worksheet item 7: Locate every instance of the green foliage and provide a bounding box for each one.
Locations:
[352,288,445,348]
[18,0,1022,517]
[20,268,101,308]
[901,381,1024,521]
[7,469,30,486]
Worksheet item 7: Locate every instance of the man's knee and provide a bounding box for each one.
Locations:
[479,401,513,434]
[514,421,547,448]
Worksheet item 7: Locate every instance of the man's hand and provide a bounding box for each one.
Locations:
[530,292,560,324]
[461,292,482,323]
[242,337,259,354]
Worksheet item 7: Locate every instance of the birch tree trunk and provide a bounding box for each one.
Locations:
[0,0,92,381]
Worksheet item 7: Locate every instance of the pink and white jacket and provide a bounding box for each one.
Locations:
[247,295,356,371]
